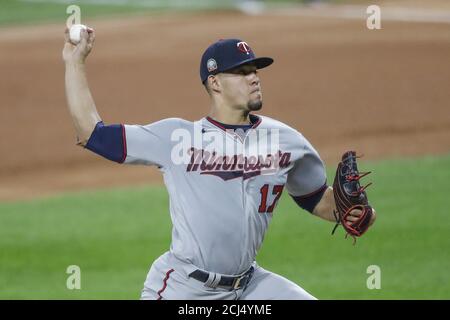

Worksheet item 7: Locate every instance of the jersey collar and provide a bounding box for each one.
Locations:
[205,114,262,132]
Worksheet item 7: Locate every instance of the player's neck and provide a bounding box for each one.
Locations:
[208,107,250,125]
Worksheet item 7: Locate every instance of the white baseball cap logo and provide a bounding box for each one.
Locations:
[207,58,218,72]
[237,41,251,55]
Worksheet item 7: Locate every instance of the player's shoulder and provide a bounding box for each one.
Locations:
[150,117,189,125]
[258,115,303,136]
[124,118,194,138]
[140,117,192,129]
[163,117,193,127]
[258,114,316,150]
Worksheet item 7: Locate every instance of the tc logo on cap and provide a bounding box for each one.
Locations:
[237,41,252,55]
[207,58,218,72]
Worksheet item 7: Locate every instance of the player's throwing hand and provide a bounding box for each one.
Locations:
[62,27,95,64]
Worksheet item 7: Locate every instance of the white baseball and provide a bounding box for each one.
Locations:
[69,24,88,45]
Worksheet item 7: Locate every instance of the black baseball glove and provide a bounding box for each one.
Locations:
[332,151,374,243]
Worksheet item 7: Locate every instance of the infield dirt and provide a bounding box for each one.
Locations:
[1,10,449,200]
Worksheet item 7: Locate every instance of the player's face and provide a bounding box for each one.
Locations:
[219,64,262,111]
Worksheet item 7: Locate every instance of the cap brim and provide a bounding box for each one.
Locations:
[221,57,274,73]
[252,57,274,70]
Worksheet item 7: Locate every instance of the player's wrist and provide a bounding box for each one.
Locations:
[65,59,86,67]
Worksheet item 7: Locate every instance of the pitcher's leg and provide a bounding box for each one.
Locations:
[141,252,176,300]
[141,252,238,300]
[239,265,317,300]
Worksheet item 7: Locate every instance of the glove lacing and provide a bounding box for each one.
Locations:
[332,153,372,244]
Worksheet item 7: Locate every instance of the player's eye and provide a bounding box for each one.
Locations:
[243,69,257,75]
[227,68,257,76]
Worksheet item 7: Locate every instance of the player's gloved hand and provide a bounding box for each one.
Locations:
[332,151,376,243]
[62,27,95,65]
[344,207,376,228]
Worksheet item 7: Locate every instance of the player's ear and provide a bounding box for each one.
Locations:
[207,75,220,94]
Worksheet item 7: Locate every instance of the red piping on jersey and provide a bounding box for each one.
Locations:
[294,183,328,199]
[251,115,262,129]
[157,269,174,300]
[120,124,127,163]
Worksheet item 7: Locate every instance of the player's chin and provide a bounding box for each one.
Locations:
[247,98,263,111]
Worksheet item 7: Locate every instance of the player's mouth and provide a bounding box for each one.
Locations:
[250,88,261,99]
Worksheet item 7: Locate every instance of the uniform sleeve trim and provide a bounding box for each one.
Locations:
[290,183,328,214]
[120,124,127,164]
[84,121,126,164]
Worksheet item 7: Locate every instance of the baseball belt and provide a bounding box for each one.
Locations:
[188,266,255,290]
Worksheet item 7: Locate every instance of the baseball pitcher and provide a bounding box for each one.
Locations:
[63,28,377,300]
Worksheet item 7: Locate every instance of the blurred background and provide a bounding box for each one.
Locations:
[0,0,449,299]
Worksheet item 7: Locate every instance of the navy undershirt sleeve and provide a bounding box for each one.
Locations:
[290,184,328,214]
[85,121,127,163]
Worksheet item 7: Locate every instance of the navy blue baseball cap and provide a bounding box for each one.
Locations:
[200,39,273,83]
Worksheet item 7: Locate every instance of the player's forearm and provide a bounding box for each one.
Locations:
[312,187,337,222]
[65,62,101,146]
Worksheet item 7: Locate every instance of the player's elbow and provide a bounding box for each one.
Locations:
[74,119,100,147]
[75,128,95,147]
[76,136,89,147]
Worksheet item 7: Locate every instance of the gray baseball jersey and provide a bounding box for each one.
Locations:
[123,114,326,275]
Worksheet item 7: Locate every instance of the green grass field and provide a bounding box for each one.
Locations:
[0,0,236,26]
[0,0,146,26]
[1,154,449,299]
[0,0,326,27]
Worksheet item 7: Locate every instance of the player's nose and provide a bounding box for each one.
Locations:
[249,72,260,86]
